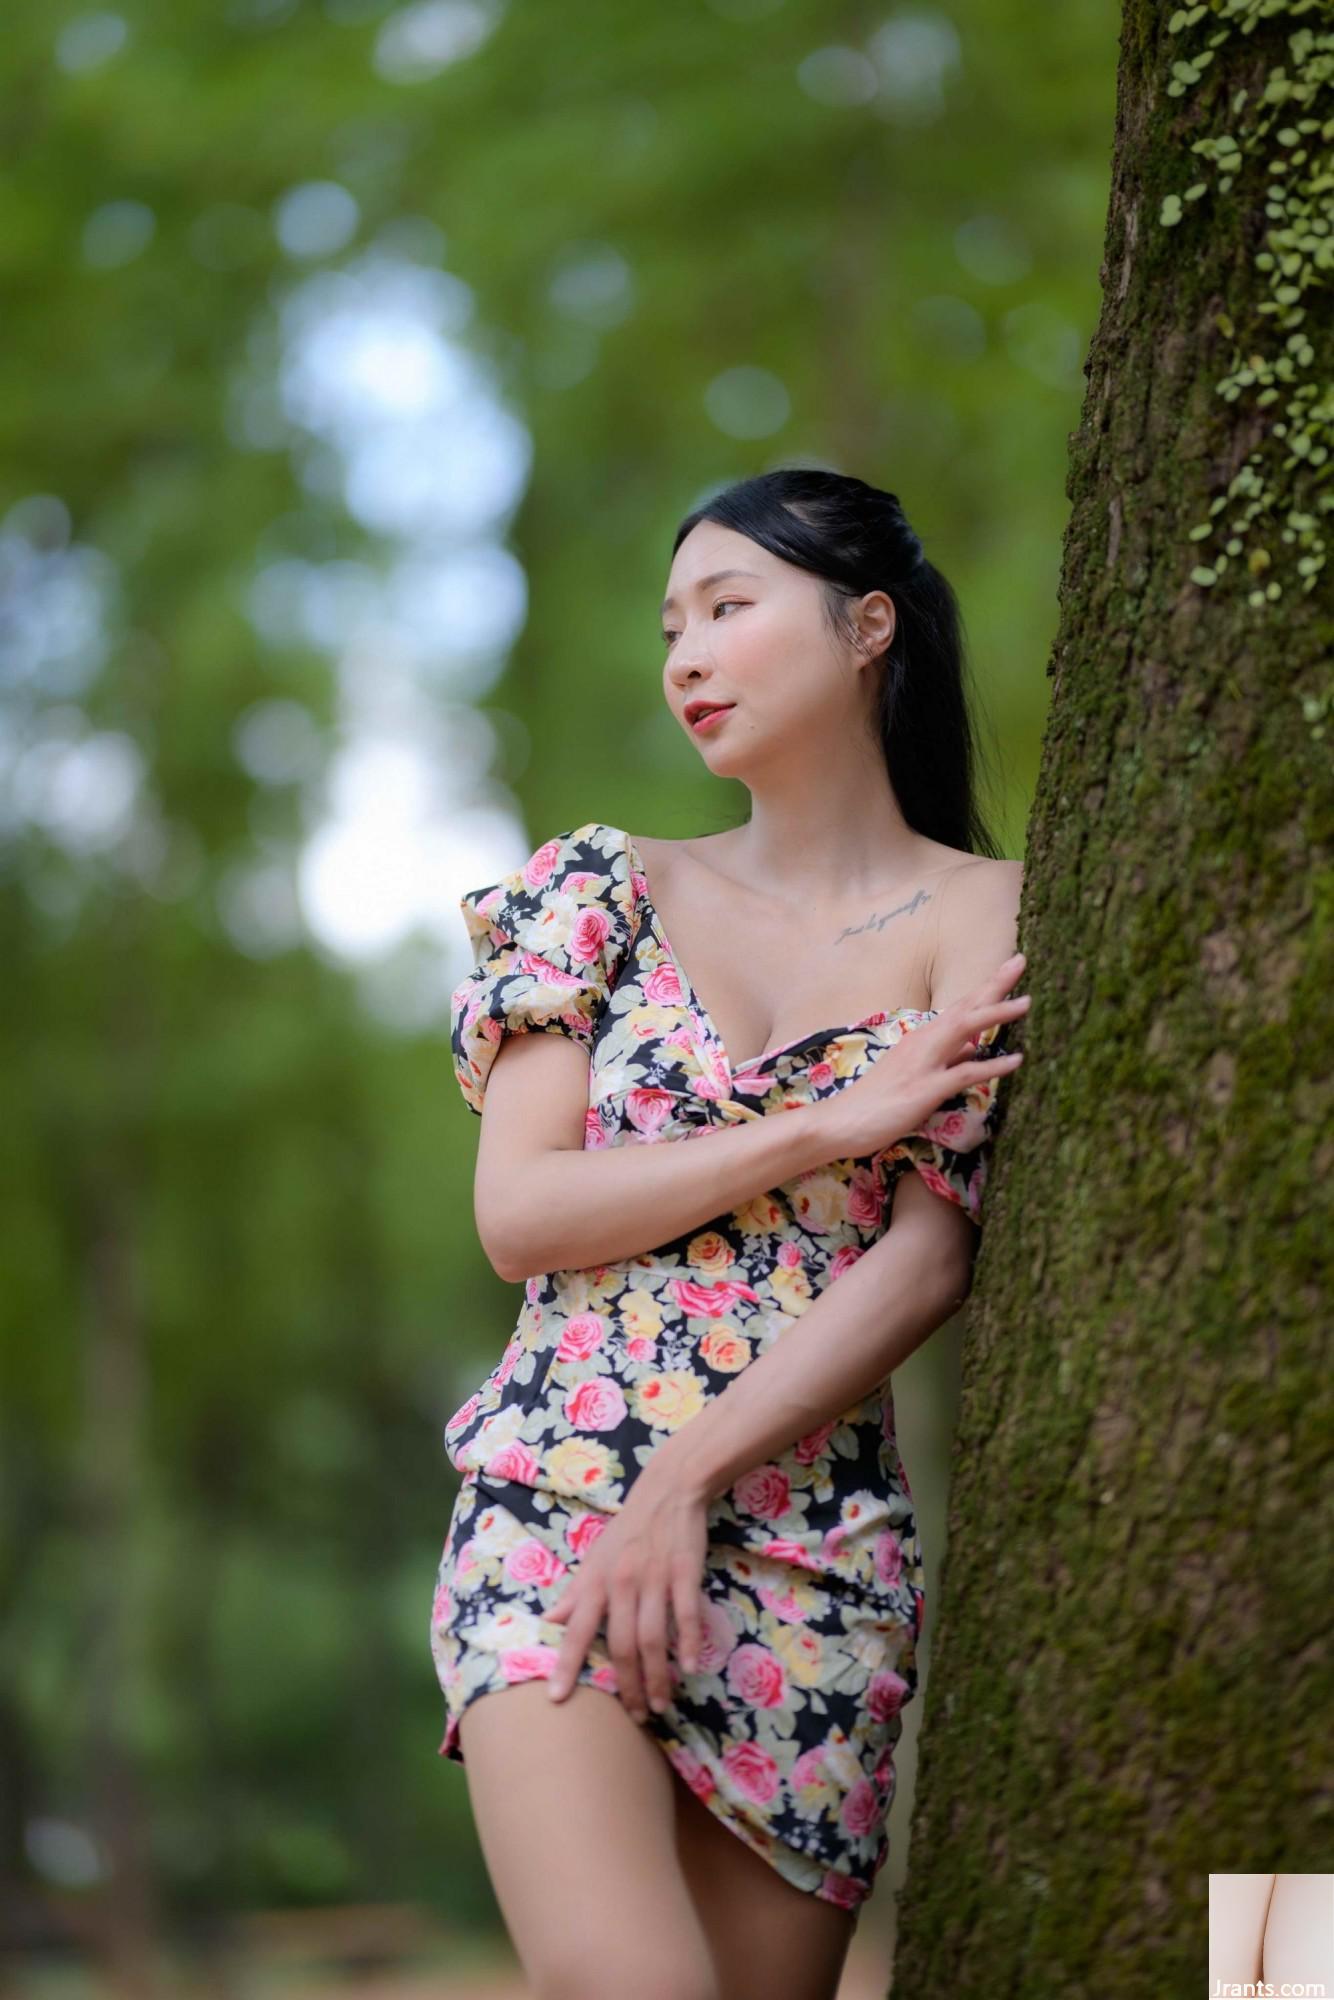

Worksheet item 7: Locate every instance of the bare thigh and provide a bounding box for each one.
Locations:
[457,1680,721,2000]
[670,1764,857,2000]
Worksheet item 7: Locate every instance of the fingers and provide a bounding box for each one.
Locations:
[637,1582,673,1714]
[997,950,1026,989]
[607,1571,648,1722]
[546,1586,602,1703]
[961,954,1031,1038]
[671,1565,704,1679]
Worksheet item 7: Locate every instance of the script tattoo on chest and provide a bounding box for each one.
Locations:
[832,887,932,948]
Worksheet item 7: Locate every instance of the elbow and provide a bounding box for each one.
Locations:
[477,1220,528,1285]
[473,1196,526,1284]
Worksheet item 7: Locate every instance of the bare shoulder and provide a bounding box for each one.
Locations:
[930,854,1025,1010]
[944,852,1024,910]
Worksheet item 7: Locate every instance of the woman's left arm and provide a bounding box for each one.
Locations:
[661,1178,972,1504]
[545,1196,971,1719]
[545,857,1025,1724]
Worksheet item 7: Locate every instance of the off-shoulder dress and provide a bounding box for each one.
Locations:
[428,820,1009,1912]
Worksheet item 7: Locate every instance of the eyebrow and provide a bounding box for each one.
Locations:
[660,569,764,618]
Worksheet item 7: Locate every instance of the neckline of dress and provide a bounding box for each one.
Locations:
[617,825,937,1078]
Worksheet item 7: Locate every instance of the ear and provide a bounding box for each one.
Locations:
[853,587,896,660]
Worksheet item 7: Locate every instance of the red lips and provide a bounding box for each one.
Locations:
[688,703,736,732]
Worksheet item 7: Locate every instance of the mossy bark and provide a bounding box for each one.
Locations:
[892,5,1332,1994]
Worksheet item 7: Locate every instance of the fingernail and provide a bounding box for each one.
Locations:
[548,1684,561,1701]
[682,1657,697,1674]
[650,1697,666,1713]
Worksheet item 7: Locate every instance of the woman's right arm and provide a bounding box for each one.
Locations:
[472,1029,843,1281]
[471,960,1026,1280]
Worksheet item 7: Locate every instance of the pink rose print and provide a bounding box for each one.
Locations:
[445,1390,482,1438]
[776,1241,802,1269]
[556,1313,606,1361]
[500,1644,560,1682]
[697,1599,739,1673]
[756,1584,806,1622]
[515,948,584,990]
[793,1418,837,1465]
[699,1047,731,1099]
[570,905,611,964]
[564,1378,628,1430]
[504,1539,569,1588]
[494,1338,522,1387]
[873,1532,904,1588]
[568,1513,610,1558]
[625,1087,676,1138]
[590,1662,619,1694]
[583,1105,605,1147]
[733,1465,792,1521]
[725,1644,788,1709]
[721,1740,781,1805]
[809,1059,835,1087]
[431,1582,452,1627]
[914,1160,962,1208]
[666,1742,716,1802]
[673,1277,761,1318]
[846,1169,885,1228]
[644,962,684,1005]
[867,1670,910,1722]
[791,1747,826,1787]
[758,1536,824,1572]
[840,1777,882,1837]
[482,1441,542,1485]
[828,1244,865,1281]
[625,1335,658,1362]
[820,1870,866,1910]
[522,838,563,889]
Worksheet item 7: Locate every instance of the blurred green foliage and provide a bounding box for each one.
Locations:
[0,0,1114,1950]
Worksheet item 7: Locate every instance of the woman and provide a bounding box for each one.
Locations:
[429,467,1031,2000]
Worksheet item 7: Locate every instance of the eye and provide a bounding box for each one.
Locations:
[661,599,747,648]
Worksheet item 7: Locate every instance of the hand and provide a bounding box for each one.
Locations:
[544,1465,709,1724]
[829,951,1031,1160]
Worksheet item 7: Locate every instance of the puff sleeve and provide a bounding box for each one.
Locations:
[878,1014,1011,1228]
[450,821,636,1116]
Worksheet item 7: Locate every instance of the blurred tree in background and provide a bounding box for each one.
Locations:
[0,0,1114,1986]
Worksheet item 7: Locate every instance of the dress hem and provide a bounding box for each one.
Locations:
[436,1665,876,1914]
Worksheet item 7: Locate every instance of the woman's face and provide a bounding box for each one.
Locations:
[660,521,893,775]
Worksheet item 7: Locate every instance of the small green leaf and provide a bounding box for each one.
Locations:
[1190,566,1217,586]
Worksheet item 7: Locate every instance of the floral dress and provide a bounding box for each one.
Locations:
[429,821,1009,1912]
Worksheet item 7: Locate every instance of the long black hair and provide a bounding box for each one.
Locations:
[671,467,1003,858]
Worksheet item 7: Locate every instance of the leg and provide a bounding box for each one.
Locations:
[457,1679,721,2000]
[669,1758,856,2000]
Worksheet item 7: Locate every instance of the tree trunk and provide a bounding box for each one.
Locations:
[893,5,1331,1994]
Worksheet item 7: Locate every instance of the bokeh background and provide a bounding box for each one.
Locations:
[1,0,1118,1992]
